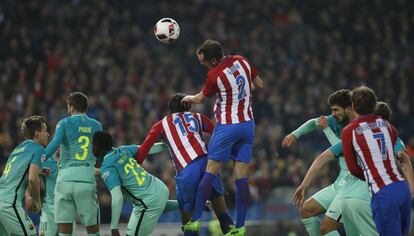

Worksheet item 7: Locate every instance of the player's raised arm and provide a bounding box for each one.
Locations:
[181,92,207,105]
[282,118,319,148]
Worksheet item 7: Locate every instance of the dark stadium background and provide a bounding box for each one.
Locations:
[0,0,413,235]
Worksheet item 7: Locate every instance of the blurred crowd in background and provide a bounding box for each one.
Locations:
[1,0,414,233]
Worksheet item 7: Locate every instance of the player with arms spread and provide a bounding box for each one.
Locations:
[93,131,174,236]
[0,115,49,236]
[45,92,103,236]
[342,86,411,235]
[182,39,263,235]
[137,93,234,236]
[284,89,351,236]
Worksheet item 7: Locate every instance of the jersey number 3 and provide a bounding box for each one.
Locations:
[76,136,89,160]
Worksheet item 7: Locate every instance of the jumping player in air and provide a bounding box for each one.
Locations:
[181,39,263,236]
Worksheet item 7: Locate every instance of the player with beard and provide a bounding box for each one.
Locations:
[283,89,352,236]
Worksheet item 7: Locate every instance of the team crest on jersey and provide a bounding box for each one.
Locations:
[41,154,47,163]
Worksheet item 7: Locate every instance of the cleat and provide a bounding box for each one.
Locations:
[183,220,200,232]
[224,226,246,236]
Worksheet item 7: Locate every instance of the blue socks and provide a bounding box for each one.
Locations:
[218,211,234,234]
[191,172,215,221]
[235,177,249,228]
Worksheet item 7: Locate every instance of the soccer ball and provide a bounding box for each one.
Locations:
[154,18,180,44]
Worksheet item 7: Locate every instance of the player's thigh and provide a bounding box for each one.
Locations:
[175,157,206,212]
[0,204,37,236]
[310,184,336,210]
[128,200,167,236]
[54,181,76,224]
[341,198,378,236]
[325,195,342,222]
[231,121,254,164]
[208,124,239,163]
[73,182,100,227]
[39,208,58,236]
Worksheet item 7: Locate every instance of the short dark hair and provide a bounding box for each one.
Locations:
[21,115,46,139]
[374,101,392,122]
[168,93,190,113]
[92,131,113,158]
[197,39,224,61]
[327,89,352,108]
[351,86,377,115]
[67,92,88,112]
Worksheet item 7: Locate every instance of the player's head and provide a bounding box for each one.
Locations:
[351,86,377,116]
[197,39,224,69]
[92,131,113,159]
[66,92,88,115]
[327,89,352,123]
[21,115,49,147]
[169,93,190,113]
[374,101,392,122]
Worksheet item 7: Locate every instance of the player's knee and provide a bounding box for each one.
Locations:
[300,205,315,218]
[320,218,339,234]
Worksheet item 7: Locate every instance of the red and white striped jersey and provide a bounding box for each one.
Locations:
[136,112,214,173]
[342,114,404,194]
[201,55,259,124]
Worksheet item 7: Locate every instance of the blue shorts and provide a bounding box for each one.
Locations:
[208,120,255,163]
[371,181,411,236]
[175,156,224,213]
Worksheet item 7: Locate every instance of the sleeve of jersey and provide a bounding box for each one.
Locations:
[100,166,121,191]
[201,75,218,97]
[291,118,318,138]
[32,147,46,167]
[329,141,344,158]
[45,120,65,157]
[323,127,341,145]
[201,114,215,134]
[394,137,406,153]
[250,62,259,78]
[136,122,163,164]
[110,186,123,230]
[342,127,365,180]
[119,145,139,156]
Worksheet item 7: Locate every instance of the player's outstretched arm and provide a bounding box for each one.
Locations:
[28,163,41,212]
[397,150,414,198]
[110,186,123,233]
[319,116,341,145]
[282,118,318,148]
[181,92,206,105]
[292,149,335,207]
